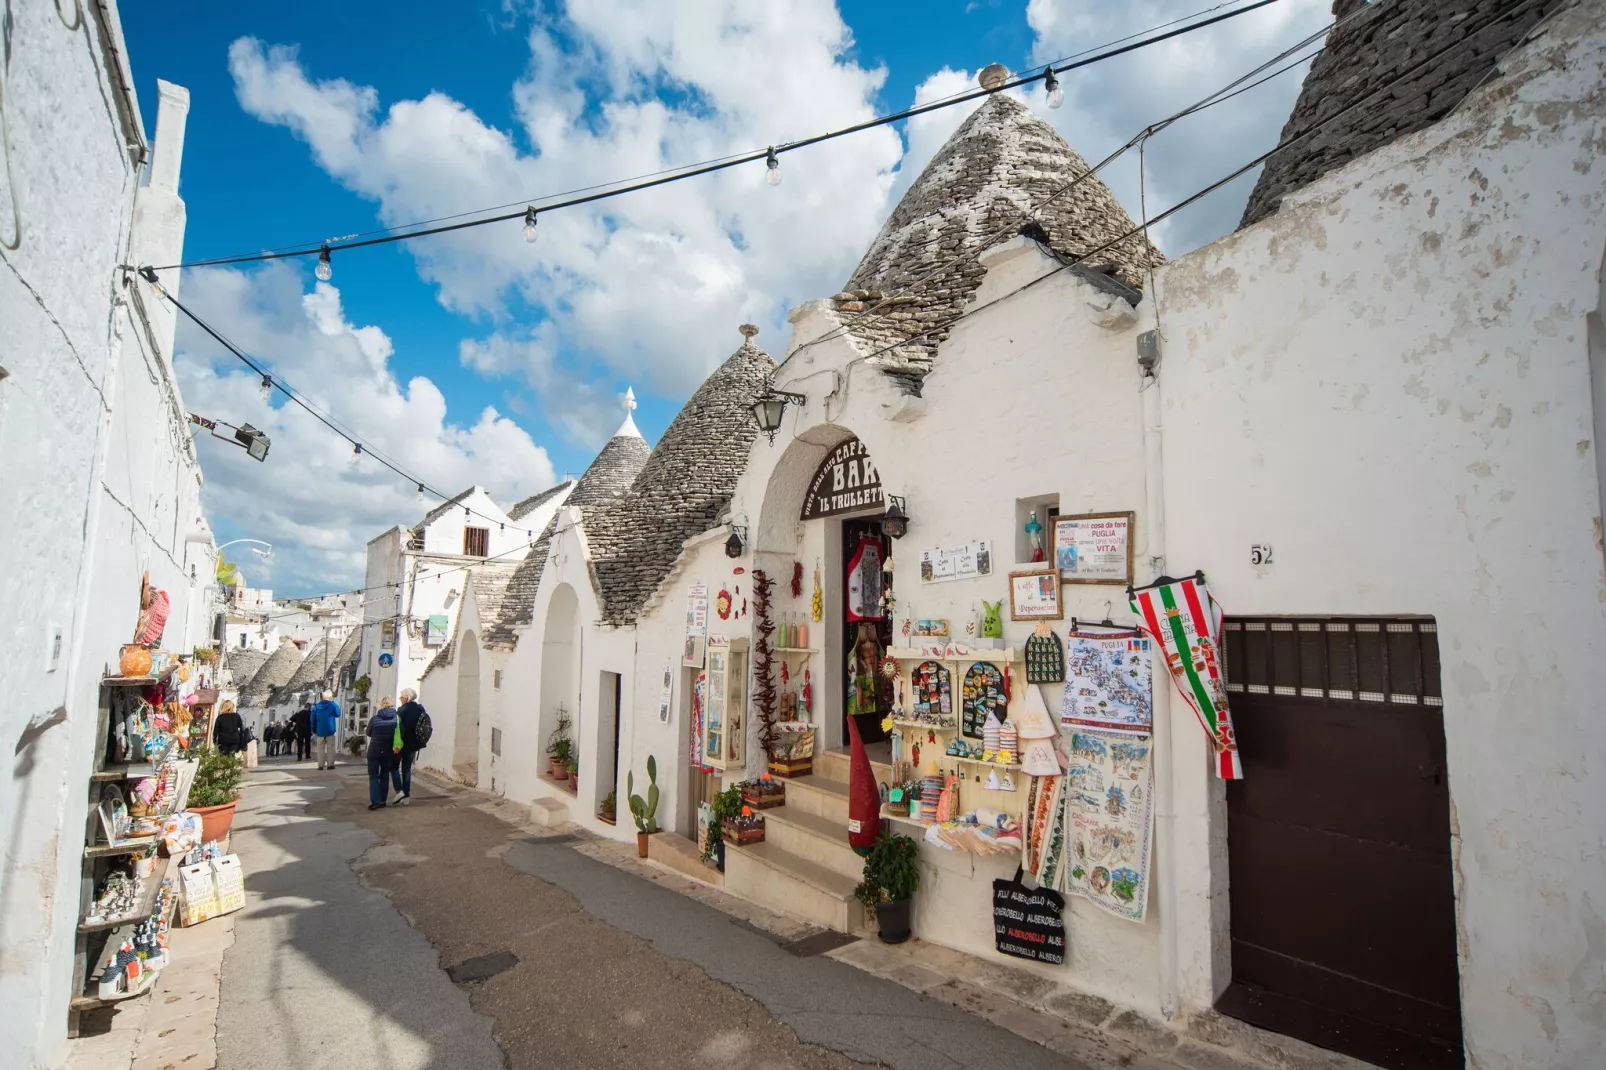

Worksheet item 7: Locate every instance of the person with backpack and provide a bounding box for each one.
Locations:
[365,698,402,810]
[395,688,431,805]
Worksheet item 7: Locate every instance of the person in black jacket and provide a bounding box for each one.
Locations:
[394,689,427,805]
[290,704,312,762]
[212,701,247,754]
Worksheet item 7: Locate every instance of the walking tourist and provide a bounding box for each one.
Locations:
[291,703,312,762]
[212,701,246,754]
[395,688,429,805]
[263,720,277,756]
[311,690,341,769]
[366,698,402,810]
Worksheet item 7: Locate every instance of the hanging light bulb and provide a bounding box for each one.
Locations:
[315,245,333,282]
[348,442,362,467]
[765,147,781,187]
[523,206,538,243]
[259,374,273,402]
[1044,69,1064,109]
[416,483,425,503]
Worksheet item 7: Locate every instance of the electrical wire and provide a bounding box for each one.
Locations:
[139,267,544,539]
[143,0,1288,273]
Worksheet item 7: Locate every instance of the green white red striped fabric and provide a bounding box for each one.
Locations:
[1131,575,1243,780]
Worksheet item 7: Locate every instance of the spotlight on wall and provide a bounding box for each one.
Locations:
[751,379,807,445]
[725,522,748,559]
[881,495,910,540]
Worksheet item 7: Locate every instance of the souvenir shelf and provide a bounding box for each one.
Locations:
[70,667,184,1033]
[772,647,818,655]
[701,638,749,771]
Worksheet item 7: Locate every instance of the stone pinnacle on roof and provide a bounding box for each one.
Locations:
[834,86,1162,392]
[614,387,644,440]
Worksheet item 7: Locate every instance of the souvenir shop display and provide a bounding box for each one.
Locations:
[924,810,1022,855]
[961,662,1006,739]
[1130,572,1241,779]
[993,866,1067,965]
[751,569,781,759]
[912,619,949,637]
[740,775,786,810]
[769,722,815,778]
[903,661,954,727]
[1063,730,1155,920]
[701,639,747,770]
[722,806,766,846]
[845,535,884,621]
[1061,627,1153,735]
[1024,625,1066,683]
[1008,568,1062,621]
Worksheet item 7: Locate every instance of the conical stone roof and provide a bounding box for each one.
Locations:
[836,93,1161,391]
[482,417,652,648]
[239,640,302,709]
[587,329,776,626]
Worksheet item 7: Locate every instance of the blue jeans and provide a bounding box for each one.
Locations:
[397,752,414,796]
[368,751,398,805]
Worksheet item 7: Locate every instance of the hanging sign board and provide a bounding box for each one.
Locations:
[684,583,709,667]
[800,437,883,519]
[1053,511,1134,585]
[424,615,449,647]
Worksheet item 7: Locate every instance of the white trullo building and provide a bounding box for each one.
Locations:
[406,4,1606,1068]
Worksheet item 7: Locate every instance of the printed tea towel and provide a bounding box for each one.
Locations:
[1130,574,1242,779]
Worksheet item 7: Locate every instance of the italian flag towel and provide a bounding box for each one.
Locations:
[1131,575,1243,780]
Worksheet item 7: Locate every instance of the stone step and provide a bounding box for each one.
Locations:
[646,832,723,887]
[782,774,850,824]
[813,747,894,785]
[762,807,865,882]
[723,840,863,933]
[529,796,568,827]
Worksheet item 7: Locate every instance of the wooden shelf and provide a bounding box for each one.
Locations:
[71,966,161,1011]
[954,755,1022,771]
[101,664,180,688]
[772,647,818,654]
[79,858,170,932]
[84,835,158,860]
[893,720,956,731]
[888,646,1020,663]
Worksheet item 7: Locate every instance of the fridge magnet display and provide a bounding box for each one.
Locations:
[909,661,954,726]
[1009,568,1062,620]
[1061,630,1153,735]
[1053,511,1134,585]
[1024,625,1065,683]
[961,662,1006,739]
[1064,729,1155,921]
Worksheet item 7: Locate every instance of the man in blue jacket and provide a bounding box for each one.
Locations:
[311,690,342,770]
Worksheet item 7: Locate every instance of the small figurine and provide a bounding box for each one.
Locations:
[1025,510,1046,563]
[982,600,1004,639]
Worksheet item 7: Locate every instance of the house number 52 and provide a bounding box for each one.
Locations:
[1250,545,1274,566]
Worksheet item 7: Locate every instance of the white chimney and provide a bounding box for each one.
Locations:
[149,80,190,194]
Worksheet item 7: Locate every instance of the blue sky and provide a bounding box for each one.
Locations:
[120,0,1328,596]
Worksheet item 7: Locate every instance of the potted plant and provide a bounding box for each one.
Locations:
[599,791,617,825]
[187,745,246,844]
[345,735,366,756]
[702,785,743,870]
[627,755,660,857]
[548,738,572,781]
[854,831,920,944]
[567,759,579,795]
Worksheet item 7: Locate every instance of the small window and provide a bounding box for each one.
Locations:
[493,669,503,690]
[464,526,489,557]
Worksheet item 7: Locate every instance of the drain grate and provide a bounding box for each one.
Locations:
[779,930,859,958]
[446,950,519,984]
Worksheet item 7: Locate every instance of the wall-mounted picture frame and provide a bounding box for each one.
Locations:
[1053,511,1134,585]
[1008,568,1063,621]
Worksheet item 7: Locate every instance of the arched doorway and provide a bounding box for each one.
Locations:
[539,584,582,789]
[454,631,481,779]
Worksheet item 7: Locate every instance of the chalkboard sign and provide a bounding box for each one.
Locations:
[961,662,1005,739]
[993,868,1066,965]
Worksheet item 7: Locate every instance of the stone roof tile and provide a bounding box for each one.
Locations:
[238,641,302,709]
[1240,0,1563,228]
[508,480,574,522]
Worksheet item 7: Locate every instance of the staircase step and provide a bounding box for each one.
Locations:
[724,840,863,933]
[529,797,568,827]
[813,747,894,784]
[782,775,850,824]
[763,807,865,882]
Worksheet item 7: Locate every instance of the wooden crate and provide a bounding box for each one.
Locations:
[768,756,813,779]
[741,784,786,810]
[721,818,766,846]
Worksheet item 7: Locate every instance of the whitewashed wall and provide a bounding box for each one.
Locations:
[1154,7,1606,1065]
[0,4,209,1066]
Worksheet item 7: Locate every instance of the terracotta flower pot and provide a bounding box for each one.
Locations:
[119,644,152,678]
[548,757,564,779]
[636,831,651,858]
[191,800,238,844]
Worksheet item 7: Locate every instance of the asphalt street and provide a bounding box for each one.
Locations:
[217,757,1091,1070]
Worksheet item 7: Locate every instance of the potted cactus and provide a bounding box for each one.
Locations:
[627,755,660,857]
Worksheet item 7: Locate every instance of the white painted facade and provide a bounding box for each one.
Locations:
[415,8,1606,1067]
[0,2,216,1065]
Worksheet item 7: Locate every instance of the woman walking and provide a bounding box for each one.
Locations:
[366,698,403,810]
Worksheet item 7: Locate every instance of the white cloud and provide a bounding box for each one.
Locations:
[226,0,909,441]
[175,261,556,595]
[1025,0,1332,254]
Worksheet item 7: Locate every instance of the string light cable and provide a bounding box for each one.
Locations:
[818,0,1531,372]
[137,267,540,539]
[142,0,1290,274]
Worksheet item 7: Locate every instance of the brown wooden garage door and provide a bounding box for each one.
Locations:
[1217,617,1462,1070]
